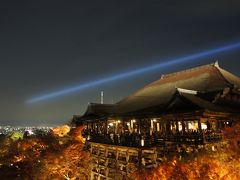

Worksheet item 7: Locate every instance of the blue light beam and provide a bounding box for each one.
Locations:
[27,41,240,104]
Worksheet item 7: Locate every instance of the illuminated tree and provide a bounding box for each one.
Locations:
[0,125,91,180]
[37,126,91,180]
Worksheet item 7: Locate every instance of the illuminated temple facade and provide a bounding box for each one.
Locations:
[72,62,240,179]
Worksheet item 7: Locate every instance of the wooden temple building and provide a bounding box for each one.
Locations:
[72,62,240,180]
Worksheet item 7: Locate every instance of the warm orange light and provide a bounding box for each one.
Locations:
[52,125,70,137]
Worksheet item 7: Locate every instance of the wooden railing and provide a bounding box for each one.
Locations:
[86,132,223,147]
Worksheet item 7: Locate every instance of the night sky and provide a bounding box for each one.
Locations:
[1,1,240,126]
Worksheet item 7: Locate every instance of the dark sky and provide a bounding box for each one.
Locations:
[1,0,240,126]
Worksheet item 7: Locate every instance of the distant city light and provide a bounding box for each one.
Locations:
[27,130,34,135]
[27,41,240,104]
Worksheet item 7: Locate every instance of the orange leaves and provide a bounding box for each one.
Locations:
[133,155,240,180]
[13,155,25,162]
[36,125,91,180]
[52,125,71,137]
[0,125,91,179]
[39,141,91,179]
[70,126,86,144]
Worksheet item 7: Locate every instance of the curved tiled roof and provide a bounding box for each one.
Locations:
[80,62,240,119]
[116,62,240,113]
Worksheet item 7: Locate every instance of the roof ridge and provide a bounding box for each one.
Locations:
[161,62,216,79]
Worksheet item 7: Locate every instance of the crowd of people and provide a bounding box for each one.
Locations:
[83,128,223,147]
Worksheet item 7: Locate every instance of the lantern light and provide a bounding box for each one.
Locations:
[141,138,144,147]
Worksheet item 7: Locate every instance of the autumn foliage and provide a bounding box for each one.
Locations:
[1,123,240,180]
[0,125,91,180]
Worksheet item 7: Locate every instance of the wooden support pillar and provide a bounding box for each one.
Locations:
[122,120,126,134]
[217,120,222,130]
[153,147,157,166]
[138,149,142,168]
[162,121,165,134]
[139,119,142,134]
[160,120,164,134]
[137,119,140,134]
[115,121,117,134]
[182,121,185,134]
[176,120,179,132]
[185,121,189,132]
[106,120,109,134]
[198,119,202,132]
[166,121,171,134]
[206,120,211,130]
[97,122,99,133]
[91,122,94,131]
